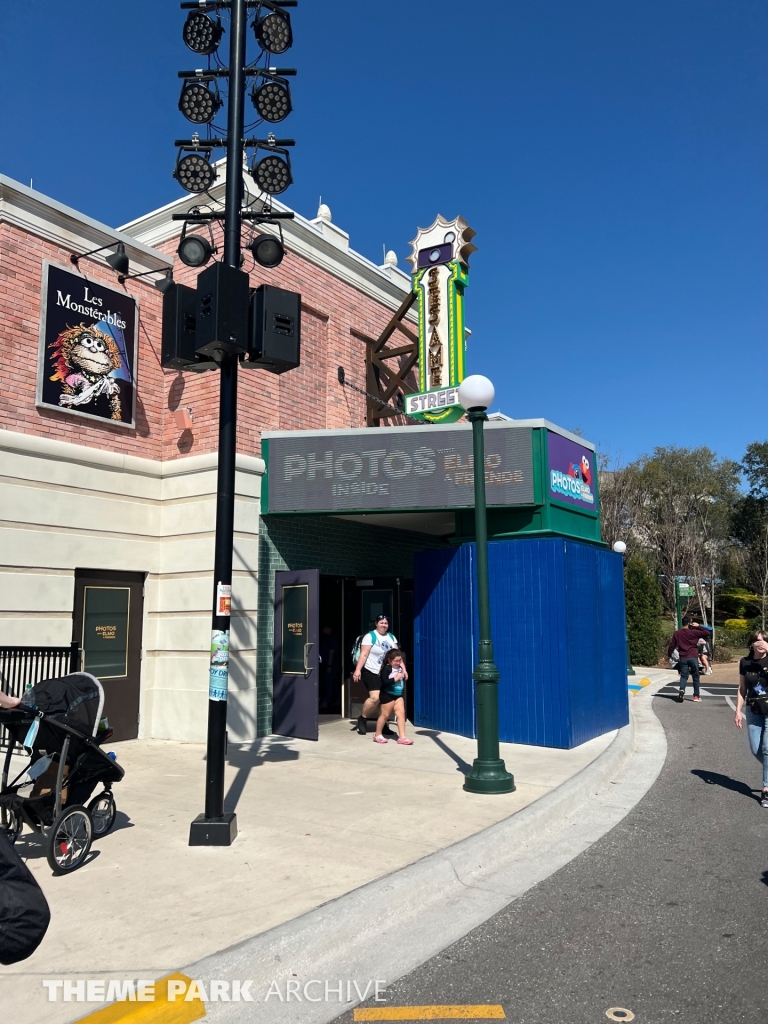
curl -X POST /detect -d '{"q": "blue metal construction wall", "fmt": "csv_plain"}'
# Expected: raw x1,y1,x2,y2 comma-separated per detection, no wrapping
414,538,629,749
413,545,475,737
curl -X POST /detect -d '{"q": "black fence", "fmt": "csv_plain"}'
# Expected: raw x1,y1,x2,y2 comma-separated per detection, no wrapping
0,643,80,751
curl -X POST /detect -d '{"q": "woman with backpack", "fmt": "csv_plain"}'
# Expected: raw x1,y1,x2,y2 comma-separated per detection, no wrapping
735,631,768,808
373,648,413,745
352,614,406,735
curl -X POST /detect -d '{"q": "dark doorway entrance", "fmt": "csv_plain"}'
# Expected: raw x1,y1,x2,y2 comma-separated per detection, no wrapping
273,569,320,740
72,569,144,742
319,576,343,714
343,576,414,718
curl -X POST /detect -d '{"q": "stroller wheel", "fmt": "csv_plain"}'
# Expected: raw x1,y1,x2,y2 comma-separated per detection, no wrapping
46,805,93,875
88,792,116,836
1,806,23,844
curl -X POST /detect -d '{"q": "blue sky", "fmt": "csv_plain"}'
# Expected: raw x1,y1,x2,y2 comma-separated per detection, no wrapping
1,1,765,466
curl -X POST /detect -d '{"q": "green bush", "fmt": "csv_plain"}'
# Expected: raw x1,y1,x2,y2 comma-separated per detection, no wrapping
715,627,749,649
724,618,749,630
624,556,664,666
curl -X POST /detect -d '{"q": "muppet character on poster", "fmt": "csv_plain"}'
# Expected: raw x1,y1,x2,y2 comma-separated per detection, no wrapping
37,264,138,427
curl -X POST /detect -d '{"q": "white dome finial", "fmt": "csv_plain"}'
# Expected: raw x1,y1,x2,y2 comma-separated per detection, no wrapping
317,203,332,222
384,250,398,267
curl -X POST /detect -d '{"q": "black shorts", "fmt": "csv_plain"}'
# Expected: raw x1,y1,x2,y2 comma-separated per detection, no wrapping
360,667,382,693
378,690,403,705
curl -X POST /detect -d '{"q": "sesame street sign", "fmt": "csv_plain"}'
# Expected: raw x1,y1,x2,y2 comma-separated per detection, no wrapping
406,215,476,424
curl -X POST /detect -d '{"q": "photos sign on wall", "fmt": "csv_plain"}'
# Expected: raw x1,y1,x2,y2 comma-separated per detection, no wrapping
36,262,138,428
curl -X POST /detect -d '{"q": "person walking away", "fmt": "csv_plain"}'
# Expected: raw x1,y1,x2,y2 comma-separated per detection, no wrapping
735,632,768,808
352,615,404,735
372,649,412,745
667,617,713,702
698,636,712,676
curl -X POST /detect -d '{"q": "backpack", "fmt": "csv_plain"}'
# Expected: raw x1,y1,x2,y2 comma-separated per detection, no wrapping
351,631,395,664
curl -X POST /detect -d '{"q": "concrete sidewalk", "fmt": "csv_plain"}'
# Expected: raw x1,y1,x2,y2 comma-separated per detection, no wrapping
2,715,616,1023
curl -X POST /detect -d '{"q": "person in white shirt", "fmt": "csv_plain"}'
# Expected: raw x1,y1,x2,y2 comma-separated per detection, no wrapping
352,615,407,735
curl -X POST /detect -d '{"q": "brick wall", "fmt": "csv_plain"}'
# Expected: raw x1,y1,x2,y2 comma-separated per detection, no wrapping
1,212,413,462
0,223,166,457
255,514,447,736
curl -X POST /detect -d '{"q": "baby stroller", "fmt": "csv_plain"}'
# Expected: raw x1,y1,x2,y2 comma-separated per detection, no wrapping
0,672,124,875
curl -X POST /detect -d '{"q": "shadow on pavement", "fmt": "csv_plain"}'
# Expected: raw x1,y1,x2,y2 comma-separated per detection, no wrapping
415,730,472,774
691,769,760,802
224,739,300,813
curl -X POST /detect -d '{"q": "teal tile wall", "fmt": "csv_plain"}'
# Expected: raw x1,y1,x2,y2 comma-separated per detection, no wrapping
255,515,447,737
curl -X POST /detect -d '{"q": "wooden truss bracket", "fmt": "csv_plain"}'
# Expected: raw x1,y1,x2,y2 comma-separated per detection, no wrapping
365,290,419,426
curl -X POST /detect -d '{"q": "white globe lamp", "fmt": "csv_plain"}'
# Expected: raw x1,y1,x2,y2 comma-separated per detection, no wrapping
458,374,495,412
613,541,627,554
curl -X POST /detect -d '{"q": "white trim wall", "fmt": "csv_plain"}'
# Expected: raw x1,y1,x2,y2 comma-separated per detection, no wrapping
0,429,265,742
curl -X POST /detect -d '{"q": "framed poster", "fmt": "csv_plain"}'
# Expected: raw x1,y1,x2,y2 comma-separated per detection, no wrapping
36,262,138,428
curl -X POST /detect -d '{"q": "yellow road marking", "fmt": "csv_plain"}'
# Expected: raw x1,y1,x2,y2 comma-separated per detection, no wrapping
72,973,205,1024
354,1007,505,1020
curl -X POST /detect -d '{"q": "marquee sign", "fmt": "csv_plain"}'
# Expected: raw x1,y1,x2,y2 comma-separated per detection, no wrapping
263,423,534,514
407,214,476,424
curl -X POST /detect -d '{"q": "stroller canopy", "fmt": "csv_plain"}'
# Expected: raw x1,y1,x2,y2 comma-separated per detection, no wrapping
21,673,104,740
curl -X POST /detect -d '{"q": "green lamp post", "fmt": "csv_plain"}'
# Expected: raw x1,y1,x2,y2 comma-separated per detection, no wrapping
457,375,515,795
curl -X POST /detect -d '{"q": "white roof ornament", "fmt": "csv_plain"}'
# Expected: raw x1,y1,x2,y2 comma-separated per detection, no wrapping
384,250,398,267
317,203,332,222
406,213,477,275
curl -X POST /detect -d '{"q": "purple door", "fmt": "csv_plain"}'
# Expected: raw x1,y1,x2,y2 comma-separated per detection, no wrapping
273,569,319,740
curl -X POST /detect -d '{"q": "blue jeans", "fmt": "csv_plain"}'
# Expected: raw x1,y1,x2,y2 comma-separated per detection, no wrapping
745,707,768,789
678,657,700,696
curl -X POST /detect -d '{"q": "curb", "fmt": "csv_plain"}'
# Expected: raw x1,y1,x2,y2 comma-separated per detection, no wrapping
177,678,669,1023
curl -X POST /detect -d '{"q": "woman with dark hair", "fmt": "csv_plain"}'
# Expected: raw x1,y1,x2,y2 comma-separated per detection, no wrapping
372,648,412,746
735,631,768,808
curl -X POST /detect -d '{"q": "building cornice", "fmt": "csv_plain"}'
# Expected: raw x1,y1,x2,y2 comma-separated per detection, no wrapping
0,175,172,275
118,159,417,320
0,428,265,478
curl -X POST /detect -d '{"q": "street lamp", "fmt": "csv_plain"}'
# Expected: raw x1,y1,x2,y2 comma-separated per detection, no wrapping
613,541,636,678
457,375,515,795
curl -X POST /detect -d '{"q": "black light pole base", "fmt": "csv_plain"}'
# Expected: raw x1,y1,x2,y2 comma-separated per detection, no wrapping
189,812,238,847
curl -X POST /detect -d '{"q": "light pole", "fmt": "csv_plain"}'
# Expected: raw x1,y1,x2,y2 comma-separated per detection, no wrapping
458,375,515,795
613,541,635,677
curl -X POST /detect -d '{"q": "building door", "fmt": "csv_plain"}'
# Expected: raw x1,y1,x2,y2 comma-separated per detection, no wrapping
72,569,144,742
273,569,319,740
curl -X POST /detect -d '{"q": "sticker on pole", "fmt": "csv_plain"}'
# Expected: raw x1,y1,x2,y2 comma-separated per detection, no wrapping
216,582,232,617
209,629,230,701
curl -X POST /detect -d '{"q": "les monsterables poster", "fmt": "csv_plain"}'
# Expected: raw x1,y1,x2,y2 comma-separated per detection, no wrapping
36,263,138,428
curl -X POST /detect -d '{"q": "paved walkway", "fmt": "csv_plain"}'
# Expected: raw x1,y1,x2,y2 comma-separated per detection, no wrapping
1,717,615,1024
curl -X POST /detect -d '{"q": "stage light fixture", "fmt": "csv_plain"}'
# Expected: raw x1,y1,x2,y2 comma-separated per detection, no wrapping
249,234,285,268
155,269,175,294
183,10,223,54
179,79,222,124
251,152,292,195
174,149,217,193
251,79,292,123
178,234,214,268
254,9,292,54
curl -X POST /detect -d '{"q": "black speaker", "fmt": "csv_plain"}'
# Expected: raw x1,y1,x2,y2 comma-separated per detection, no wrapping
195,262,250,359
161,283,198,369
242,284,301,374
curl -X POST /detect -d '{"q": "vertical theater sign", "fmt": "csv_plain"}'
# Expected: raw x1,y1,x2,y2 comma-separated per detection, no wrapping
404,214,476,424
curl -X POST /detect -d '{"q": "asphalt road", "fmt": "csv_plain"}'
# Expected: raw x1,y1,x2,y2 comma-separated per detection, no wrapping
335,687,768,1024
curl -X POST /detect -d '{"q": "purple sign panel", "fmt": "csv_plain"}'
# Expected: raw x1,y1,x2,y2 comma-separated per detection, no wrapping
547,431,598,513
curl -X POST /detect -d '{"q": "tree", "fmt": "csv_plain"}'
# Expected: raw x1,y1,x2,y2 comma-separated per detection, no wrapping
624,555,663,666
598,455,640,554
625,446,741,619
733,480,768,631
